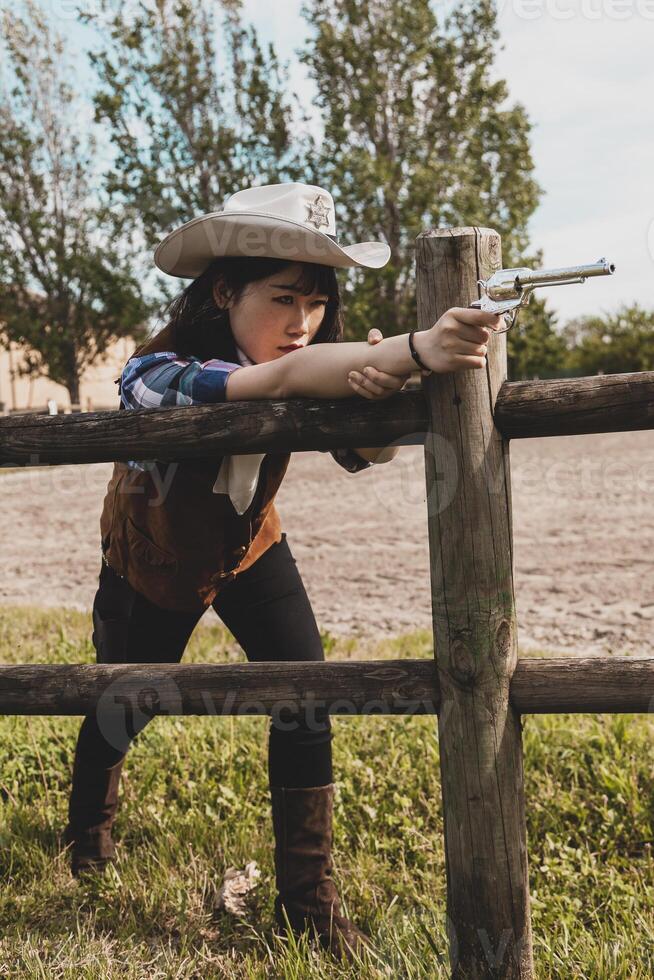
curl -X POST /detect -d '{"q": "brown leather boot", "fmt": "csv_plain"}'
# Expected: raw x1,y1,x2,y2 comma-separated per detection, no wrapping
63,752,125,877
270,783,372,963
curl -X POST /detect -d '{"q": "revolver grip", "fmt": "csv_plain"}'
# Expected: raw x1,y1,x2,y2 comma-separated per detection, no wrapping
469,299,514,333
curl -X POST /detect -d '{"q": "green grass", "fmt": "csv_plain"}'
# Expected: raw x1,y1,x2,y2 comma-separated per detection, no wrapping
1,606,654,977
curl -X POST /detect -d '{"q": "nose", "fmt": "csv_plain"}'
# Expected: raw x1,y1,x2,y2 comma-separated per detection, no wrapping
285,305,312,340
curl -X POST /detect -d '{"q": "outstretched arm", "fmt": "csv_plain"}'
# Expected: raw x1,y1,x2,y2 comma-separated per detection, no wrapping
225,308,501,403
225,330,424,402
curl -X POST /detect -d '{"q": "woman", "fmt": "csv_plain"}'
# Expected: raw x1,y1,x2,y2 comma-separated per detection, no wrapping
64,182,500,962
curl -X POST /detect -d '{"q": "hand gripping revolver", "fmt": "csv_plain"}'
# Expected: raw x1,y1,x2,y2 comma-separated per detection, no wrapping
470,258,616,332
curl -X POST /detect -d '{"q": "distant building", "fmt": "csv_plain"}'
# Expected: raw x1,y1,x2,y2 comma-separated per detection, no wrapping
0,337,137,413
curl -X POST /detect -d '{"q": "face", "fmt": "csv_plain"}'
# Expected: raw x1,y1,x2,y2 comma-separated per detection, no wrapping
213,263,329,364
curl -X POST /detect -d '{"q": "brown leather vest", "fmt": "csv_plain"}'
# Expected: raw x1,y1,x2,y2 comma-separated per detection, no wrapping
99,328,291,612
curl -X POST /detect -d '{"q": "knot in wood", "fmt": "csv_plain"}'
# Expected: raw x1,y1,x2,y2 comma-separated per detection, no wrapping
495,619,512,660
452,394,462,407
449,638,476,686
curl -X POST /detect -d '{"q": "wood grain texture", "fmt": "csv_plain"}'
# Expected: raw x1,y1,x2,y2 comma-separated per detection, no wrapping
1,375,652,467
416,227,534,978
495,372,654,438
0,660,438,716
0,394,429,465
2,656,654,715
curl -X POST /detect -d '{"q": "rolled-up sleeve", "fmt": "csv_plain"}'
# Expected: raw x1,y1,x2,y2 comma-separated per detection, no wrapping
119,351,242,471
121,351,241,409
121,353,373,473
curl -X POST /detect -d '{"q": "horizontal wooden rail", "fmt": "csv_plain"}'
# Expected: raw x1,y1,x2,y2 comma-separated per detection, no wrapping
2,656,654,715
495,370,654,438
1,371,652,466
0,393,428,465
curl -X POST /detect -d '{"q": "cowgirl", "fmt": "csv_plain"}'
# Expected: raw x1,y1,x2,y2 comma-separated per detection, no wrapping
64,183,501,962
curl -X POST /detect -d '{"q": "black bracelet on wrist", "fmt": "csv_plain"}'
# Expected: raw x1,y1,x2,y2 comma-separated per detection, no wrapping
408,331,432,375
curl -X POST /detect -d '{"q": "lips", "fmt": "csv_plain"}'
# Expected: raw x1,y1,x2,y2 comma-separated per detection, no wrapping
278,344,303,352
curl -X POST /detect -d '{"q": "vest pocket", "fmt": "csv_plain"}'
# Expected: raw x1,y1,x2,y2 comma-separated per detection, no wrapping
126,517,178,574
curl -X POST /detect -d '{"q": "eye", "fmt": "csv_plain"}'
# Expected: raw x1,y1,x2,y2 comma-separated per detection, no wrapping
274,296,328,307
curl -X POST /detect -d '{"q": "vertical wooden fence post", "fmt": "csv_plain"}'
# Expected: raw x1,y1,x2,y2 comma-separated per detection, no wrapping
415,227,533,978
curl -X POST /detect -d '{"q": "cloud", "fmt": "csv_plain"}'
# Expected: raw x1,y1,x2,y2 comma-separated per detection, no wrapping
491,4,654,317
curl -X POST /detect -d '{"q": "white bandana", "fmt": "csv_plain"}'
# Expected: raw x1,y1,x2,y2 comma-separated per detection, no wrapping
211,344,265,514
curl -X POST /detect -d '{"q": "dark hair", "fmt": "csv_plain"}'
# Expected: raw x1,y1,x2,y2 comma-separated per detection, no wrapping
133,256,343,361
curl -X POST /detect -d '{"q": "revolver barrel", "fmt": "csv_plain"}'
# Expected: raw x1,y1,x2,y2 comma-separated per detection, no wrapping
472,257,615,330
482,258,615,304
518,259,616,290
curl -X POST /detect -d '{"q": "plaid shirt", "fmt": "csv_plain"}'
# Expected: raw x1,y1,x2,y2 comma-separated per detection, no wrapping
119,351,372,474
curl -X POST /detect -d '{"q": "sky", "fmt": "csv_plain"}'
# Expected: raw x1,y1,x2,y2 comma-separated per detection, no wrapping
241,0,654,324
31,0,654,324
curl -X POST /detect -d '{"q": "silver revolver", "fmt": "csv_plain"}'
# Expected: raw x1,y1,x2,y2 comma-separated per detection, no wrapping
470,258,616,332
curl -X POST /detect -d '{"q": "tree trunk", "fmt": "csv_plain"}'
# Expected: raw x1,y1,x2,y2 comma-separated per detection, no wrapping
67,373,81,410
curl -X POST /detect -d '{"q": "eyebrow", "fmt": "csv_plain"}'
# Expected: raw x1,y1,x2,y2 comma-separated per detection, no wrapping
269,284,328,296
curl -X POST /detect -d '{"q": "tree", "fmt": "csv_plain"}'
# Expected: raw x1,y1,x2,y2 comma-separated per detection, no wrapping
299,0,546,342
561,304,654,376
81,0,305,269
0,0,150,406
504,296,567,380
496,246,568,380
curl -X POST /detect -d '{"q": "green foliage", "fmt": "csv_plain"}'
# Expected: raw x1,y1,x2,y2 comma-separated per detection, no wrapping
80,0,304,254
505,264,567,382
499,245,565,380
561,303,654,377
299,0,543,340
0,1,151,404
508,301,654,381
506,295,567,381
1,0,647,395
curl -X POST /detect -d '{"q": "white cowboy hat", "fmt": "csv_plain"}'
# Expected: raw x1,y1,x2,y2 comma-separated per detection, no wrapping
153,182,391,278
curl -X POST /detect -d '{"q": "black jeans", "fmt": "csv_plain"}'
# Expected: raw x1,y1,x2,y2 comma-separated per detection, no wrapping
75,532,333,788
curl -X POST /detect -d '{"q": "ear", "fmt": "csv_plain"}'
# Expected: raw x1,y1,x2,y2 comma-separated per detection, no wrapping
212,276,233,310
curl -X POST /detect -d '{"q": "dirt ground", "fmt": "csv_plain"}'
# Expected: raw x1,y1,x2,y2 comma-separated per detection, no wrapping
1,429,652,657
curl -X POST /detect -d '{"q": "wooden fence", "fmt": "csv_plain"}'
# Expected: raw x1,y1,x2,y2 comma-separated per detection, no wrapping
1,226,653,978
